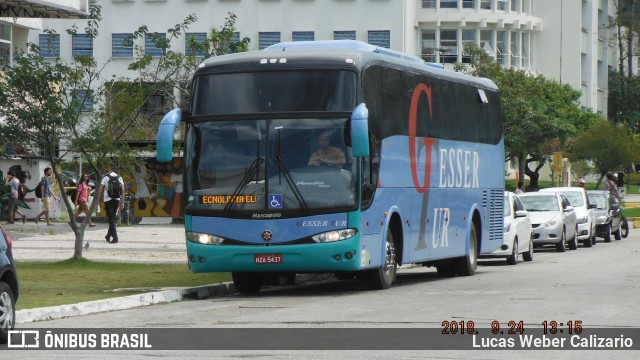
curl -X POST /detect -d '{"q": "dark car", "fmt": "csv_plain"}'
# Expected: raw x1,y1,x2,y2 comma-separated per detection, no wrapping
0,224,18,343
586,190,623,243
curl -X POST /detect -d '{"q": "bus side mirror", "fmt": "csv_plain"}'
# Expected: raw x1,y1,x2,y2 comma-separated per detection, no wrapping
157,108,183,162
350,103,370,157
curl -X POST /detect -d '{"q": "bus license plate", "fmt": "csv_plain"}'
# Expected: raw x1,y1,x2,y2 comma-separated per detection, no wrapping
254,254,283,264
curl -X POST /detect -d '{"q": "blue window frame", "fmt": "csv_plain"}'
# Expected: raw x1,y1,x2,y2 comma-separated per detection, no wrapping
185,32,207,57
72,34,93,57
112,33,133,57
145,33,166,57
259,32,280,50
39,33,60,58
368,30,390,48
334,31,356,41
292,31,314,42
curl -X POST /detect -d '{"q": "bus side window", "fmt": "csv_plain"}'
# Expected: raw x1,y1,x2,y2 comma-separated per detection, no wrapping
362,138,380,207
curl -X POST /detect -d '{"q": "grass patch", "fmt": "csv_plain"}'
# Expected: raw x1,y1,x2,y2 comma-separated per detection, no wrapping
14,259,231,310
622,206,640,218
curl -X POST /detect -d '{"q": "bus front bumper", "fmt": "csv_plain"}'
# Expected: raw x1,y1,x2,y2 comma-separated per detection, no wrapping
186,237,363,273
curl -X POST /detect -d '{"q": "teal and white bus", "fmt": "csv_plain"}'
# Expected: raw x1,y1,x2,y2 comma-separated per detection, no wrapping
157,40,504,293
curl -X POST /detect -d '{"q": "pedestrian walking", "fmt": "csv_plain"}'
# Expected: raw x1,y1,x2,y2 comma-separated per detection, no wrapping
98,164,124,243
74,173,96,227
4,170,26,224
33,167,57,225
515,181,525,194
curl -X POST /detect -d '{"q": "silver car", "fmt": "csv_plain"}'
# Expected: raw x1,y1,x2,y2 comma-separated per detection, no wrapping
518,192,578,252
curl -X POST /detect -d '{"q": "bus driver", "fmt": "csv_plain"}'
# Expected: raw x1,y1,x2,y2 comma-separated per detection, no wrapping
307,130,346,169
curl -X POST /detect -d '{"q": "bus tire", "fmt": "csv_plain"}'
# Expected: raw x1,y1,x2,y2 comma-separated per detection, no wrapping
231,272,262,294
365,228,397,290
455,225,478,276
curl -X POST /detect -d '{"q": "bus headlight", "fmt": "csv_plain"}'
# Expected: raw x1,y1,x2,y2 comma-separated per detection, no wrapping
312,229,357,243
186,232,225,245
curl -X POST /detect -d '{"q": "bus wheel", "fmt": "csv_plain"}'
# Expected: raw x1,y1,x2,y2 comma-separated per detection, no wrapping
232,272,262,294
455,225,478,276
365,229,397,290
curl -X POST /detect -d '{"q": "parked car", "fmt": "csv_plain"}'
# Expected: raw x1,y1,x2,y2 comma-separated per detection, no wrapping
539,187,596,248
518,192,578,252
586,190,623,243
0,224,18,343
481,191,533,265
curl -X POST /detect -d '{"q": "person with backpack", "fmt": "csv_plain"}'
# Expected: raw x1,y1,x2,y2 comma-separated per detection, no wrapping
98,164,124,243
604,172,619,202
33,167,57,225
4,170,26,224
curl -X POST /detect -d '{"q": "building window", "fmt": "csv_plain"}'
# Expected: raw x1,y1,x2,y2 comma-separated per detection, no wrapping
259,32,280,50
292,31,314,42
74,90,93,112
511,0,519,12
510,31,520,67
422,0,436,9
481,30,494,57
112,33,134,57
522,32,530,68
496,31,509,65
39,33,60,58
334,31,356,41
462,0,475,9
497,0,507,11
368,30,390,48
440,0,457,8
185,32,207,57
440,29,458,64
145,33,166,57
421,29,437,63
480,0,491,10
461,29,477,63
72,34,93,57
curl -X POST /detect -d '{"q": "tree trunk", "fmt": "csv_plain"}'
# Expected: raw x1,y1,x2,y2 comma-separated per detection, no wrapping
618,21,627,114
524,158,543,191
518,150,527,187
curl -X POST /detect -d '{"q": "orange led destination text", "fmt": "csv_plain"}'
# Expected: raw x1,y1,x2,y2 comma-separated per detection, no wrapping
200,195,258,204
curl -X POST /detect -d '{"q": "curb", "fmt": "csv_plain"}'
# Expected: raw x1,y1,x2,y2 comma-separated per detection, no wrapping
16,282,236,324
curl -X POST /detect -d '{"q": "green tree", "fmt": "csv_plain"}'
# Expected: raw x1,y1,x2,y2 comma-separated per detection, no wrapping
456,43,599,188
569,121,639,188
0,8,250,259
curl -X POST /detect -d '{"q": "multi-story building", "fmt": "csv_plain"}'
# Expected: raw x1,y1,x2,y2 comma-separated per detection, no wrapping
28,0,615,115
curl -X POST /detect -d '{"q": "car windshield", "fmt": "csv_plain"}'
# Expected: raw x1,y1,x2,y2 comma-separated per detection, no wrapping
588,193,607,209
559,191,584,207
519,195,559,212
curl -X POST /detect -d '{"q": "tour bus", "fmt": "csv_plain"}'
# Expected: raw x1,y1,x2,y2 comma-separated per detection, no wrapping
157,40,504,293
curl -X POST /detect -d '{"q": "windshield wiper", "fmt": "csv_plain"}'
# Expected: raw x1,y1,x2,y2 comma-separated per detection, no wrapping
224,156,263,214
273,126,309,212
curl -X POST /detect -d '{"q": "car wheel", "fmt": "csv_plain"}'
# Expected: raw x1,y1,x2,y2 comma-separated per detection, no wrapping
556,228,566,252
0,281,16,344
231,272,262,294
621,216,629,239
454,225,478,276
604,223,612,243
365,228,397,290
523,239,534,262
584,231,594,248
568,227,578,250
507,238,518,265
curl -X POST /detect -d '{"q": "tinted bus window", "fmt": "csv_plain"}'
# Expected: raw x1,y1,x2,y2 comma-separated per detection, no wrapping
192,70,356,115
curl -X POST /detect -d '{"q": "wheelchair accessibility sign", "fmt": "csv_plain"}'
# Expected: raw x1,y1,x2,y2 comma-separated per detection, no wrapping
268,194,283,209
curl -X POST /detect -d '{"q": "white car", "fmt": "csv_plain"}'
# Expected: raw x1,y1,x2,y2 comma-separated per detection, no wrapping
481,191,533,265
539,187,596,248
518,192,578,252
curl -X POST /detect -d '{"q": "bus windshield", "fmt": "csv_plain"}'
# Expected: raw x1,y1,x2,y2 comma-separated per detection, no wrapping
185,118,356,214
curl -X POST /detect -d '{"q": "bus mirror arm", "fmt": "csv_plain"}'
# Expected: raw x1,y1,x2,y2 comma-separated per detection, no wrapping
350,103,370,157
157,108,183,162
